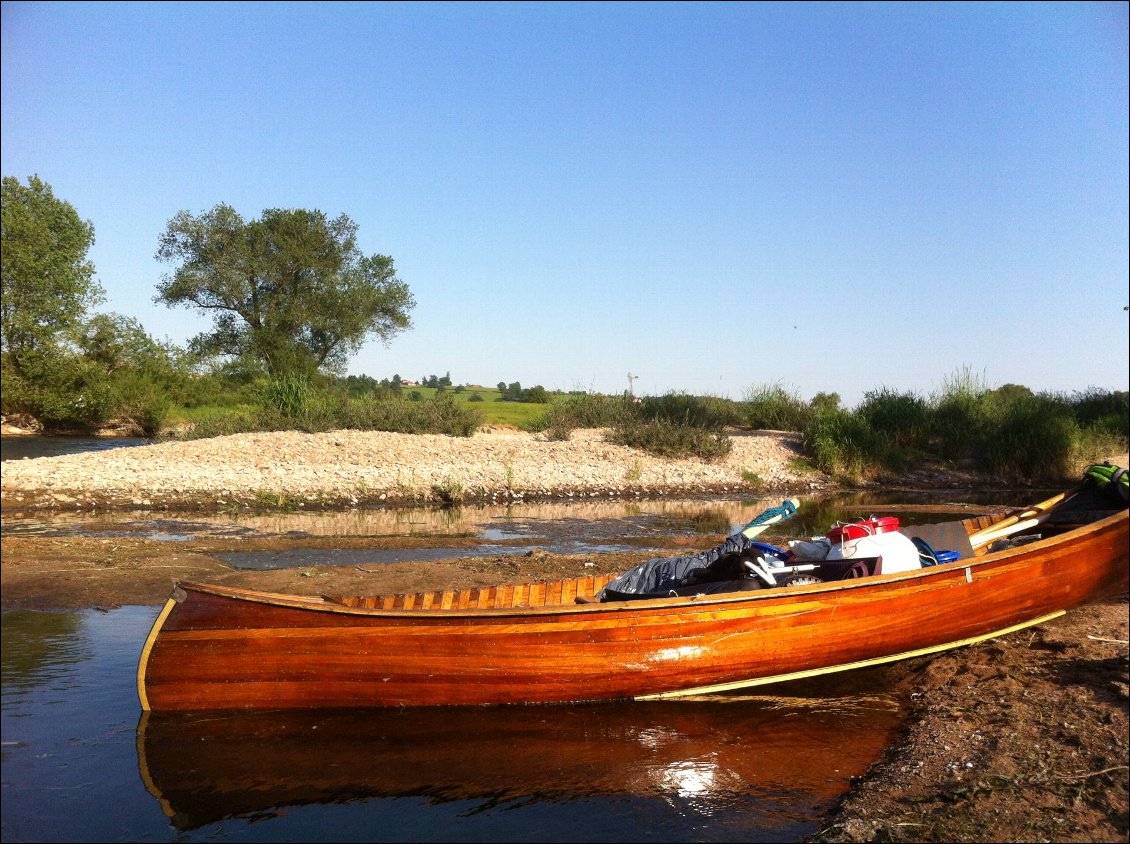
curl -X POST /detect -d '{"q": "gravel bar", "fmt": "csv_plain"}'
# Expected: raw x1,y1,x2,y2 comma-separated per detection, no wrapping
1,428,828,511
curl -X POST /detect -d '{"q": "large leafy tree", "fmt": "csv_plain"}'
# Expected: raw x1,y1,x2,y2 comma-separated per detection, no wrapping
1,175,102,374
155,204,415,378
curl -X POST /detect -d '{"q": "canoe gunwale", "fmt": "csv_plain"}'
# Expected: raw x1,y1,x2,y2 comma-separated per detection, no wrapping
170,509,1128,619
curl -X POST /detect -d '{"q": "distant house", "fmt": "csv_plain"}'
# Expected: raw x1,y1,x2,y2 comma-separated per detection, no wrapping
400,380,419,387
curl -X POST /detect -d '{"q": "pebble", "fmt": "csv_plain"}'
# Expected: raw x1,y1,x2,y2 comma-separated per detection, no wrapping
1,427,822,510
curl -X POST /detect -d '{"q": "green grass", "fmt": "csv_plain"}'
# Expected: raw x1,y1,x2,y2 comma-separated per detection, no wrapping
163,403,257,428
406,386,552,428
161,386,548,437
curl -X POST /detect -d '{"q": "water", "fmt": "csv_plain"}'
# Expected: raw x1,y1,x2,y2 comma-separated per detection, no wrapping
0,435,150,461
1,607,905,842
1,490,1028,563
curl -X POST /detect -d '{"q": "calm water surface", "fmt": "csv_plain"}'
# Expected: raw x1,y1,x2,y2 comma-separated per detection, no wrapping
1,607,906,843
1,435,151,461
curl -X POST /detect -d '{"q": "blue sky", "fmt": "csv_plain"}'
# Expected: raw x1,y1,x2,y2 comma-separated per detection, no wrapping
2,1,1127,406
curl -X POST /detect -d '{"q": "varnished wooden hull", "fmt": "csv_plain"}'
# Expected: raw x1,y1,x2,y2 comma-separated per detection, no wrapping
138,507,1128,710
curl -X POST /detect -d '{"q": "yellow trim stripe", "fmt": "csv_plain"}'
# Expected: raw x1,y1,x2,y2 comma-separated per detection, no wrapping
136,599,177,712
134,711,175,819
635,610,1066,700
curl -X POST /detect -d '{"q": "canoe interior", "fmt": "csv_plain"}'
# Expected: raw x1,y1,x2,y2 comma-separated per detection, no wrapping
323,572,622,611
317,506,1106,612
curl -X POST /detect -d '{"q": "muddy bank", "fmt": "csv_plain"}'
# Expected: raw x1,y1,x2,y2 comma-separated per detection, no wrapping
810,595,1129,844
0,532,663,612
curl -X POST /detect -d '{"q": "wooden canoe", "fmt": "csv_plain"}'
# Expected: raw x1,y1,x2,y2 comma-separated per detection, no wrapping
137,489,1128,711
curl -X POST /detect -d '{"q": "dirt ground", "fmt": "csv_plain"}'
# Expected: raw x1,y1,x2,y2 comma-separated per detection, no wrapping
810,596,1128,843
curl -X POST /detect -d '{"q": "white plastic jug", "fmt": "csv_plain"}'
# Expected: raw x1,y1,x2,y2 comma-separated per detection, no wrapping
826,531,921,574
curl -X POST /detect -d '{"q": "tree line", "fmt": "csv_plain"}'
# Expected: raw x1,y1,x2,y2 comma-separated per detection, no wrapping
1,175,417,432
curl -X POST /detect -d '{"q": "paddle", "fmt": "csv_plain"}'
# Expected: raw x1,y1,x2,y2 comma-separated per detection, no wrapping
968,490,1072,550
969,517,1043,549
739,498,800,540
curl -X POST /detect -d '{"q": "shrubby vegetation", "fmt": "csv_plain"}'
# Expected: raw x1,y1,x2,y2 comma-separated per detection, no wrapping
496,381,550,403
800,374,1128,484
516,378,1129,476
2,177,1124,482
177,378,483,439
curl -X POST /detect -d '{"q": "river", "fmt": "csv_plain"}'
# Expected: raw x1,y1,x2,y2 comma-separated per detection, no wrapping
0,434,151,461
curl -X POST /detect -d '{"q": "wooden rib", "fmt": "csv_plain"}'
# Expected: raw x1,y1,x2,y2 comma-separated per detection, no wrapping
320,574,628,614
577,575,594,599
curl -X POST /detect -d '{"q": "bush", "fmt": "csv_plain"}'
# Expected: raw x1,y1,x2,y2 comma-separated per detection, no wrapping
638,392,742,429
802,409,879,479
528,393,634,439
260,376,311,417
107,370,171,437
1068,388,1128,438
3,351,115,430
610,419,733,461
856,388,930,450
979,394,1076,483
743,383,815,431
931,389,987,463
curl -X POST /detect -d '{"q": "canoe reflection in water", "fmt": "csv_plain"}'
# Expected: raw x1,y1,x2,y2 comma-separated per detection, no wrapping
137,694,902,832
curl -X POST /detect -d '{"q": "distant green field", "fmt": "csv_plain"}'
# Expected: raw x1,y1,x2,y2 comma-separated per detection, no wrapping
163,388,554,432
163,403,257,428
404,386,551,428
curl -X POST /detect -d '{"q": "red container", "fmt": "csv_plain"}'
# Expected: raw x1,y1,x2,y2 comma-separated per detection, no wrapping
870,516,900,534
826,516,901,543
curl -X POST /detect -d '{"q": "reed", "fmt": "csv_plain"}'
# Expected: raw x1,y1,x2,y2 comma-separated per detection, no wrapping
742,383,815,431
801,409,878,480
